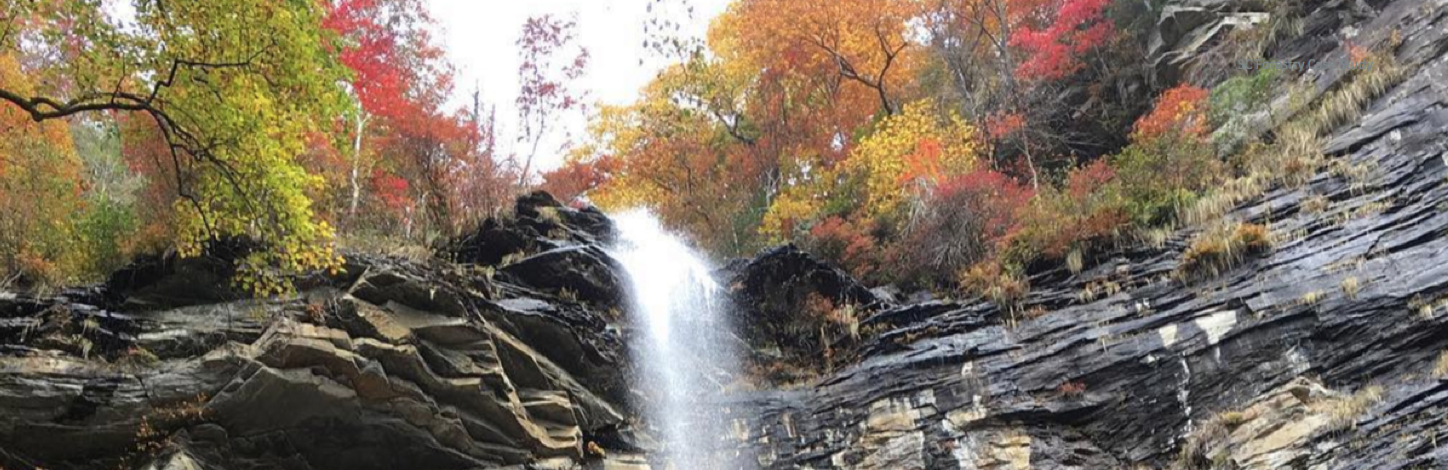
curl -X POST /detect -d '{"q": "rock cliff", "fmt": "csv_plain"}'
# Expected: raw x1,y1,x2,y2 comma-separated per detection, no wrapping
1,194,645,470
718,0,1448,468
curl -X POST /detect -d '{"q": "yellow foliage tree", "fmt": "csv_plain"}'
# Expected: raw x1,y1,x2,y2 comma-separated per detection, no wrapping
761,100,983,240
846,100,982,217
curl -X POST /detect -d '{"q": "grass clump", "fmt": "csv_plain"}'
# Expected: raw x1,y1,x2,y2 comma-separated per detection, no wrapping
1178,222,1274,278
960,263,1029,315
1433,350,1448,378
1340,276,1361,300
1301,194,1330,214
1300,290,1326,306
1314,385,1384,432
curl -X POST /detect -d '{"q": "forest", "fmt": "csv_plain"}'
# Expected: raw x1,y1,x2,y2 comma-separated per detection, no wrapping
0,0,1375,302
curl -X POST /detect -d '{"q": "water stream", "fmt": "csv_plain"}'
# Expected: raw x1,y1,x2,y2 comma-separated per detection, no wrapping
609,210,749,469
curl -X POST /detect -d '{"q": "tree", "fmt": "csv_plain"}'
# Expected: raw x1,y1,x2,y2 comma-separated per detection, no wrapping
841,100,982,219
1007,0,1115,81
323,0,450,223
717,0,925,115
515,14,589,185
0,53,87,285
0,0,350,294
924,0,1130,188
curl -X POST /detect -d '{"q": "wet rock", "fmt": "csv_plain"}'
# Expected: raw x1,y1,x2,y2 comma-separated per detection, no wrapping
501,246,625,307
725,245,885,372
447,191,616,267
1,221,635,469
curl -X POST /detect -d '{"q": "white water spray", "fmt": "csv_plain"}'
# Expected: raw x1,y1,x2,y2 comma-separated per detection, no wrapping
609,210,750,469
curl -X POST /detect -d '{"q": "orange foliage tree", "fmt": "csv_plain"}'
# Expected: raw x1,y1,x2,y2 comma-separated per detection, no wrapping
0,54,87,284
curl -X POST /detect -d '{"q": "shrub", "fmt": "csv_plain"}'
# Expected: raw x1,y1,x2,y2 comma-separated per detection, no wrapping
959,262,1029,313
77,196,140,277
802,292,862,366
892,170,1032,287
1210,67,1280,154
1209,67,1279,128
804,216,882,281
1112,136,1223,227
1134,85,1210,141
1006,159,1129,269
1112,85,1225,227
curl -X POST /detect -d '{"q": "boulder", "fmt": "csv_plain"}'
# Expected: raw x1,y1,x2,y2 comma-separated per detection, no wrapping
0,249,634,469
725,245,885,377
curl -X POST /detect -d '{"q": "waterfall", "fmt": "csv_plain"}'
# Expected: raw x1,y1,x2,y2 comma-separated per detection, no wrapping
609,210,750,469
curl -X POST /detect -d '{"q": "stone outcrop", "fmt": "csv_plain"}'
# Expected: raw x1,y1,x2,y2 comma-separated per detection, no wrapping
0,192,642,470
714,0,1448,468
723,245,883,375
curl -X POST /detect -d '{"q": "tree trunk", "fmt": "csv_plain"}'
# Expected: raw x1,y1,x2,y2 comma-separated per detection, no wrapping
348,112,371,221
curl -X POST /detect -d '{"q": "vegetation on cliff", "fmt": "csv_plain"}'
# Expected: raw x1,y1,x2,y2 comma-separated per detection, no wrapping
0,0,1409,309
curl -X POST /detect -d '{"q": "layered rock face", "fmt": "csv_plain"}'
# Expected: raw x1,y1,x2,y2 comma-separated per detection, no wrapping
719,0,1448,468
0,194,644,470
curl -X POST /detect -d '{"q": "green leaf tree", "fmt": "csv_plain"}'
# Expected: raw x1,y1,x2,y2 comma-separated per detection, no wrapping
0,0,349,294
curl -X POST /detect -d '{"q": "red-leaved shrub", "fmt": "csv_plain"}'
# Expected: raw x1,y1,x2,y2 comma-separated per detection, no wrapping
1133,85,1210,140
806,216,883,281
892,169,1033,287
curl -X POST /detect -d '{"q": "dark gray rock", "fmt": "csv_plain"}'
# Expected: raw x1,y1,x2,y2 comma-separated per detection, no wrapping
709,1,1448,468
725,245,885,374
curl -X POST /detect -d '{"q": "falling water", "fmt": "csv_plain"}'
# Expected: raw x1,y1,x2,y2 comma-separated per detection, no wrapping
609,210,749,469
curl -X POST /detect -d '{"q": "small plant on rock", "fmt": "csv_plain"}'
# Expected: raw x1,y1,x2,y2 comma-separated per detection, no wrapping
1314,385,1384,432
1178,222,1274,279
1432,350,1448,378
959,263,1029,316
1058,381,1087,397
1340,277,1361,300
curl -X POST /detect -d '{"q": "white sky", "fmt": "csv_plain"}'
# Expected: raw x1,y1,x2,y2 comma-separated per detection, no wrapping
429,0,731,172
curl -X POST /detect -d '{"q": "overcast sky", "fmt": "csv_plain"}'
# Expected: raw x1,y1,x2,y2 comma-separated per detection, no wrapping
429,0,730,172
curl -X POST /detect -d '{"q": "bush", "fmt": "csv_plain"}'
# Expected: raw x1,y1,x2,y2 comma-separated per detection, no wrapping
1118,85,1222,228
1210,67,1280,154
1134,85,1209,141
1006,160,1129,267
959,262,1029,312
891,169,1032,288
804,216,883,281
77,196,140,277
1112,134,1223,227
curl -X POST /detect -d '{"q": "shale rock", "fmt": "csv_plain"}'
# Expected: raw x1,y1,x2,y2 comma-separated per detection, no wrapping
725,244,885,375
711,0,1448,468
0,195,636,470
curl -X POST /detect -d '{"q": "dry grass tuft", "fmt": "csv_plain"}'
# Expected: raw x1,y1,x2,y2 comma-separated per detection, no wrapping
1340,277,1361,300
960,263,1029,315
1314,385,1384,432
1066,248,1085,275
1433,350,1448,378
1301,194,1330,214
1300,290,1326,307
1178,222,1274,279
1181,174,1269,227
